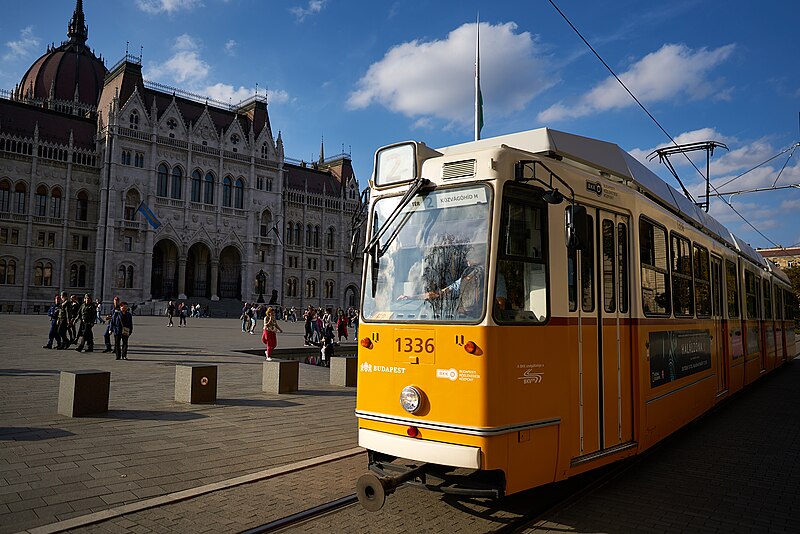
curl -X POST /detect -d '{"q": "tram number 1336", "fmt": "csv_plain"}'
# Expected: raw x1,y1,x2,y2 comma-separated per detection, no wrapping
395,337,434,353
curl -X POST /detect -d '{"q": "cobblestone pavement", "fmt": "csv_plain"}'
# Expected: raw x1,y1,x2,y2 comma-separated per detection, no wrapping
1,314,798,533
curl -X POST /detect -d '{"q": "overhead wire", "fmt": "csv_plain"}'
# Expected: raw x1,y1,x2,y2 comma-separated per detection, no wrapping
547,0,787,249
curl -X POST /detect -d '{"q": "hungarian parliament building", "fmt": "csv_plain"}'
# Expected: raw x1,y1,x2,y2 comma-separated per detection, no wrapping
0,2,364,313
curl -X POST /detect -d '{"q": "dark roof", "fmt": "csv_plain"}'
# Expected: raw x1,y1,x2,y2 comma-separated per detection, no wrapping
0,97,96,150
285,163,343,197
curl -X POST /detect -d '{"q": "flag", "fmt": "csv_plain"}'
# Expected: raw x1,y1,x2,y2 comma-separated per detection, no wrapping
270,225,284,245
475,16,483,141
137,201,161,229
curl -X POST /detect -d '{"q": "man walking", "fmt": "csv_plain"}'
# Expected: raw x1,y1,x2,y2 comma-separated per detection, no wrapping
43,294,62,349
56,291,73,350
111,301,134,360
102,296,121,353
75,294,96,352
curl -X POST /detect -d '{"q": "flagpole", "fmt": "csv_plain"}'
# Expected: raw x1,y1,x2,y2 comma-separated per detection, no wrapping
474,14,481,141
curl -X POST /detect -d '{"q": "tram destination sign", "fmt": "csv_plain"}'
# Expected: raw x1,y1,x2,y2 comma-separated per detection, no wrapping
649,329,712,388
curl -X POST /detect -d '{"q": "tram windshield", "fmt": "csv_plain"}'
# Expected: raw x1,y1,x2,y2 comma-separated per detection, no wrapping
363,184,492,323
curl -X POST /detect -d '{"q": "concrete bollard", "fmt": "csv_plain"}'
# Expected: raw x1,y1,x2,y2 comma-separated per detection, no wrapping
58,370,110,417
175,364,217,403
262,360,299,394
330,356,358,387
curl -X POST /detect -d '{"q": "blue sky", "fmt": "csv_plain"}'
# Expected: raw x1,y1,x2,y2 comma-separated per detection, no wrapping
2,0,798,250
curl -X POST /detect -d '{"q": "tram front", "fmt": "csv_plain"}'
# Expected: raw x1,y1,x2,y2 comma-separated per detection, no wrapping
355,138,566,510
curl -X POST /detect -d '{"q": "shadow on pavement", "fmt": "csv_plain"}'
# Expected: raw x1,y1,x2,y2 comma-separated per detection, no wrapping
0,427,75,441
0,368,61,377
293,389,356,397
96,410,209,421
215,398,302,408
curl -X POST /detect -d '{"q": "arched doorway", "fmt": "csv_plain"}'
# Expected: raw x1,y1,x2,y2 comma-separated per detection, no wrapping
186,242,212,299
151,239,179,299
344,285,359,308
218,245,242,300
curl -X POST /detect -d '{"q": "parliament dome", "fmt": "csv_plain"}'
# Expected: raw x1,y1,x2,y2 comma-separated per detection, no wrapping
15,0,106,111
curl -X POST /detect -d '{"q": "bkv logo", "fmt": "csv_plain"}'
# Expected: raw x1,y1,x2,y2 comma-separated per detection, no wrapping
518,369,544,384
586,181,603,196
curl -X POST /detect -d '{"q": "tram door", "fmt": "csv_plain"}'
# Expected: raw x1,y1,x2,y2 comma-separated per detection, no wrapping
576,208,634,457
711,255,728,395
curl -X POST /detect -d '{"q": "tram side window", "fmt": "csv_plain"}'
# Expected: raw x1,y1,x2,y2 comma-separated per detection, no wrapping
671,233,694,317
775,286,783,321
602,220,615,313
494,190,548,323
745,270,759,319
618,222,629,313
693,244,711,318
763,279,772,320
581,214,595,312
725,260,740,318
639,218,670,316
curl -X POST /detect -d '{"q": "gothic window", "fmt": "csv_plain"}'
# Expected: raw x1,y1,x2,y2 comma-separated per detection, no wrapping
314,226,320,248
286,277,298,297
260,210,272,237
0,259,16,284
171,166,183,199
126,266,134,288
117,265,126,288
191,170,202,202
230,133,240,145
222,176,233,207
305,278,317,298
124,189,140,221
325,279,334,299
135,152,145,168
306,225,312,247
120,150,131,165
266,178,273,192
286,222,294,245
69,263,87,288
261,144,269,159
234,178,244,209
14,183,27,214
167,118,178,130
326,227,335,250
76,191,88,221
129,110,139,130
0,180,10,212
204,172,215,204
35,185,48,216
50,187,62,218
157,163,169,197
294,223,301,246
33,261,53,286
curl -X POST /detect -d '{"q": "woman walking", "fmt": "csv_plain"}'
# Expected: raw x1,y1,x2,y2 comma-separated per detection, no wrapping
262,307,283,360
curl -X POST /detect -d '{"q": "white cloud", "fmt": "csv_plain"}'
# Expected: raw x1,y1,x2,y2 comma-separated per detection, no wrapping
145,34,209,85
538,43,735,122
348,22,555,130
136,0,202,14
204,84,290,106
290,0,327,22
224,40,237,56
3,26,39,61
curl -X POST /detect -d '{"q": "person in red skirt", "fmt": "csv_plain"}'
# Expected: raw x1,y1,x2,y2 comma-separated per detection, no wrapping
262,307,283,360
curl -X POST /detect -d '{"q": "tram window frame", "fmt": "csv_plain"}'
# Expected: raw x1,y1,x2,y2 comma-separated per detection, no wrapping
670,232,694,317
725,259,740,318
639,216,670,317
581,213,595,313
744,269,759,320
602,219,615,313
493,183,550,325
775,285,783,321
618,222,629,313
693,243,711,318
763,279,772,320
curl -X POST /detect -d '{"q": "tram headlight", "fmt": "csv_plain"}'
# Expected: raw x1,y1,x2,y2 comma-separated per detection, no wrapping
400,385,424,414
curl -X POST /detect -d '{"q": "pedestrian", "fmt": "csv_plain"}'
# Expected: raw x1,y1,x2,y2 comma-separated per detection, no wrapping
102,296,121,353
66,294,81,346
95,298,104,324
178,301,187,327
55,291,72,349
262,307,283,360
166,300,175,327
111,301,134,360
241,302,250,332
75,294,96,352
337,309,348,342
43,294,62,349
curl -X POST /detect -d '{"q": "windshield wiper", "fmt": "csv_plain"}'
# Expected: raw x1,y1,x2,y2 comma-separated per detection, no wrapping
363,177,434,257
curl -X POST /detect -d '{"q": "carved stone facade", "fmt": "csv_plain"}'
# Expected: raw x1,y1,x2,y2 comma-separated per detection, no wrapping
0,2,362,313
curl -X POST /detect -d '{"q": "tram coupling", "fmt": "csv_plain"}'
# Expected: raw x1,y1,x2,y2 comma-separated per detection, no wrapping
356,462,428,511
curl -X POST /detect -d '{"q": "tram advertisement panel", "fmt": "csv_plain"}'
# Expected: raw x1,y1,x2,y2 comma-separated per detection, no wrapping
649,330,712,388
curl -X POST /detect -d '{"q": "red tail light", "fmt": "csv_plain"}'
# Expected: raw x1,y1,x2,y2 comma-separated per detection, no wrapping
407,426,420,438
464,341,478,354
361,338,373,349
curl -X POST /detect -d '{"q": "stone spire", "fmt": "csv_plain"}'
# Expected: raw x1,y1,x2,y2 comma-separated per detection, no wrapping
67,0,88,46
319,136,324,163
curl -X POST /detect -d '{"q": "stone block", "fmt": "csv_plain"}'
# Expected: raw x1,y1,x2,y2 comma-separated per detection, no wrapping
330,356,358,387
175,365,217,404
262,359,299,394
58,370,110,417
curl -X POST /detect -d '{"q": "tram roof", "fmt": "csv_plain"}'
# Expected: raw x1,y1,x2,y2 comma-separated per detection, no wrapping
437,127,772,268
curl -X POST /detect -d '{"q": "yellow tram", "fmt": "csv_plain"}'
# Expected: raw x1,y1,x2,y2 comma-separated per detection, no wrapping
354,128,797,510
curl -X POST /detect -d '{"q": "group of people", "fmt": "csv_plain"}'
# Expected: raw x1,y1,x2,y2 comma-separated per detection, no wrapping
44,293,133,360
303,306,357,347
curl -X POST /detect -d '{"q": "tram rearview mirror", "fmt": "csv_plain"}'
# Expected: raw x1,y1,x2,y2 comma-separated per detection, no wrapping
566,204,588,251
